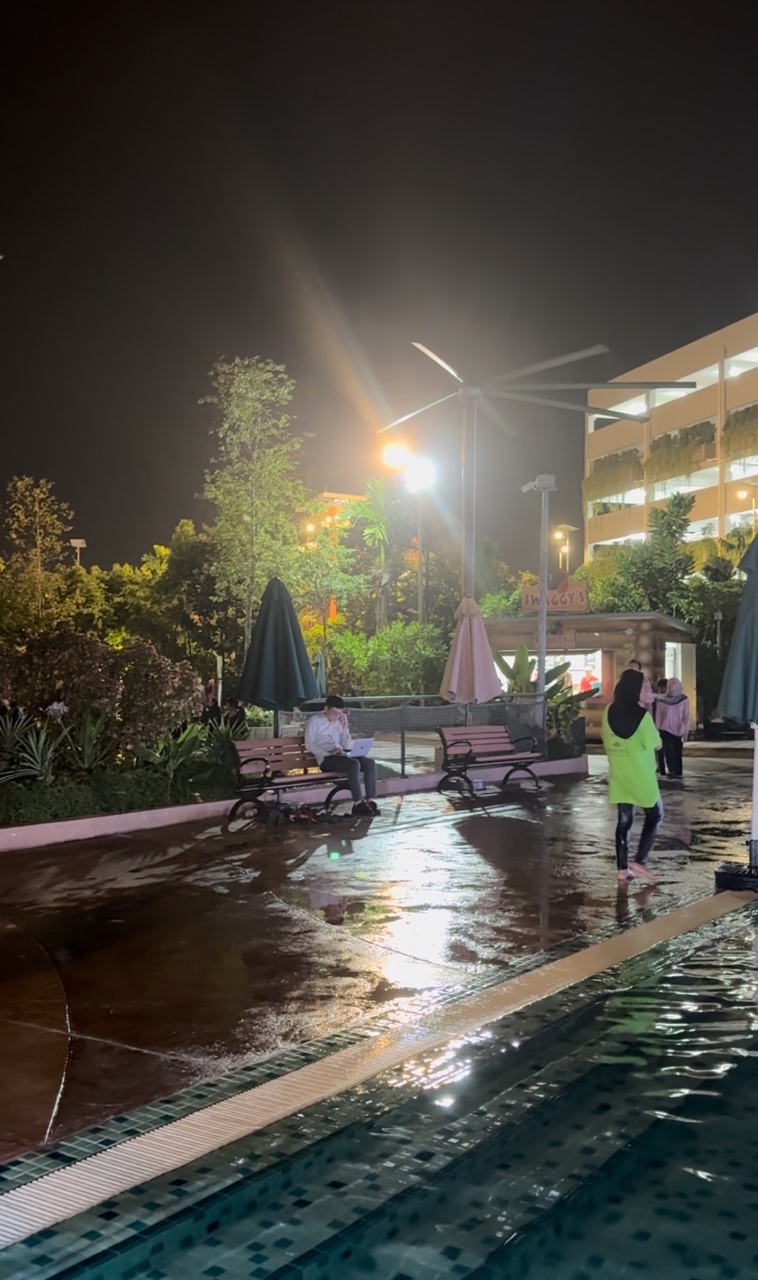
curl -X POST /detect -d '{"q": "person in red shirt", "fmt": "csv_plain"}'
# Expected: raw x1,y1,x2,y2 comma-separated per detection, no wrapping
580,668,599,693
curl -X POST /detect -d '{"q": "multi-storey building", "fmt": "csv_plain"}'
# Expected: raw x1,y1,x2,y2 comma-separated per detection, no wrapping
585,312,758,557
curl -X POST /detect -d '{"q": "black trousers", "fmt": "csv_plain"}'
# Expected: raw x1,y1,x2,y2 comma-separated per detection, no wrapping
615,801,663,870
660,731,683,778
321,754,377,801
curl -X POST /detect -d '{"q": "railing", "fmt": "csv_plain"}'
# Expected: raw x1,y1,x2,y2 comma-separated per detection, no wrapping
278,696,547,780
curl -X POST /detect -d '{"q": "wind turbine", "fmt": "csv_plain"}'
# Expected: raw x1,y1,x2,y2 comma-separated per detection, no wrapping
381,343,695,597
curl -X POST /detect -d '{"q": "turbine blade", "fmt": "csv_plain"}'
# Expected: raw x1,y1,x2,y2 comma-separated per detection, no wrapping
489,344,609,385
485,380,697,392
379,392,458,433
489,389,648,422
478,396,518,439
412,342,464,383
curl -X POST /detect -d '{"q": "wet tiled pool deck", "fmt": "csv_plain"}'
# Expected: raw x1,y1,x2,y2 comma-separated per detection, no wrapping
0,755,756,1275
0,756,751,1163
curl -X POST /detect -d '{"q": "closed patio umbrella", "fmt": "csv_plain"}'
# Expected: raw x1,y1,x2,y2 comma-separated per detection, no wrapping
715,537,758,889
440,596,503,705
313,650,327,698
239,578,319,735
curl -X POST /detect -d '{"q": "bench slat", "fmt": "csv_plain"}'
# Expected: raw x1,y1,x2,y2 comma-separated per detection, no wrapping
230,733,355,818
437,721,541,794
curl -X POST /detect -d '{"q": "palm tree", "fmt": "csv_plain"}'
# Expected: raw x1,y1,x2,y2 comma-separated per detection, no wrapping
693,525,750,576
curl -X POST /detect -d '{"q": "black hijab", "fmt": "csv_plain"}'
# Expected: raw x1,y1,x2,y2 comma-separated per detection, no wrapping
607,669,646,739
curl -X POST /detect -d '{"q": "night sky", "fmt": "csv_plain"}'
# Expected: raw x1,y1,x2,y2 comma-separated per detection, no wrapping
3,3,757,572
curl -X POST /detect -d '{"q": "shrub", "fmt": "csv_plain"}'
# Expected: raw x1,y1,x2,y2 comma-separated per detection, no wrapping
582,449,643,503
1,632,122,720
644,420,716,483
0,760,235,828
116,638,203,751
722,403,758,460
362,622,447,695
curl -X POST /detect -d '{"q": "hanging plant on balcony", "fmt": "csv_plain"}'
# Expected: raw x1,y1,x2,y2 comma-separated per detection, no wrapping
644,420,716,483
722,404,758,461
582,449,643,503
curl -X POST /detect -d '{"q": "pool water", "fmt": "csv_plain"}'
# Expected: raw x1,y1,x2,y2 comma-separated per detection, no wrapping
9,909,758,1279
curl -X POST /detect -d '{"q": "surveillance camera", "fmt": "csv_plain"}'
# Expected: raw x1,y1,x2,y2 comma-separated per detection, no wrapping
521,481,535,494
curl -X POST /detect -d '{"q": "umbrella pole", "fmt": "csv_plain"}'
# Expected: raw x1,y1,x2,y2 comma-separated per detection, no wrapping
273,709,280,737
715,721,758,890
751,722,758,867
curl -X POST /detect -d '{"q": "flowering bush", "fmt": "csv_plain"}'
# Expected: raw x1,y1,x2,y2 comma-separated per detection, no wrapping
116,638,203,751
0,631,203,755
1,632,122,720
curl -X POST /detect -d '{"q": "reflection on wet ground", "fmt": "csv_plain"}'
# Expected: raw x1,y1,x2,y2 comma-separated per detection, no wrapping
0,757,750,1159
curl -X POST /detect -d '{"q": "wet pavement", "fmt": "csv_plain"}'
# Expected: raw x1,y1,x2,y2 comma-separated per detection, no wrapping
0,756,753,1161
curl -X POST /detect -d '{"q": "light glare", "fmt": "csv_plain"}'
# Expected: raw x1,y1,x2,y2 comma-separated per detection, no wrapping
383,442,411,468
404,456,436,494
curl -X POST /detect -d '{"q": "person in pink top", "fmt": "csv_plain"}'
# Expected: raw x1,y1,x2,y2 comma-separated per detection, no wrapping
655,678,690,780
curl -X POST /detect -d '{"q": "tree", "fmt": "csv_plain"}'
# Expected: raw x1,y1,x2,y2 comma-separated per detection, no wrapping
154,521,245,677
331,620,447,695
65,564,110,636
576,493,696,618
0,476,74,637
202,357,308,648
105,545,173,651
344,478,395,629
294,520,365,661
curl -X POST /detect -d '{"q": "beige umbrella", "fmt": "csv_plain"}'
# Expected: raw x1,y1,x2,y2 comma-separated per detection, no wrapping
440,596,503,704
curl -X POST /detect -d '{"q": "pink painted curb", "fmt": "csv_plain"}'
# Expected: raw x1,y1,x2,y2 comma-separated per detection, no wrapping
0,756,588,853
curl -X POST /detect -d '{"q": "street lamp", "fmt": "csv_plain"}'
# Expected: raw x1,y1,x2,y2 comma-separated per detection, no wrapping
553,524,579,575
382,443,436,623
522,475,557,698
69,537,87,566
736,484,758,534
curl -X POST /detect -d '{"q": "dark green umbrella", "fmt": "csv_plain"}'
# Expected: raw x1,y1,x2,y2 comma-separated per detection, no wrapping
716,537,758,885
239,578,318,734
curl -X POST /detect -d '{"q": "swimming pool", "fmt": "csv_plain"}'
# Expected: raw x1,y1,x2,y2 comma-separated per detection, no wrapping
4,903,758,1279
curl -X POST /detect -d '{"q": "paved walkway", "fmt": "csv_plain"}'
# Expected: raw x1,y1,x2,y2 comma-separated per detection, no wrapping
0,756,752,1160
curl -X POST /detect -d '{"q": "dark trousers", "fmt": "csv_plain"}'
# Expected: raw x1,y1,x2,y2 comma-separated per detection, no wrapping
660,731,683,778
615,801,663,870
321,754,377,802
657,746,666,776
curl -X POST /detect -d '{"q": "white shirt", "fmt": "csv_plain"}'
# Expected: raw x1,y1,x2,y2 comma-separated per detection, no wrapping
303,712,353,765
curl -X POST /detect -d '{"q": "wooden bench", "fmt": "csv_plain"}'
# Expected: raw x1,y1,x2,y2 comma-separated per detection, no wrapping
229,736,353,820
437,723,542,795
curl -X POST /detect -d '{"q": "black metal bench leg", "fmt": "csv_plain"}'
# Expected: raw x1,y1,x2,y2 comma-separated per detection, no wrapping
438,771,475,796
501,765,541,789
229,795,262,821
324,783,353,809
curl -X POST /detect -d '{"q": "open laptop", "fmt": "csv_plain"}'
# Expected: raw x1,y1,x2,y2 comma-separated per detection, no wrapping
350,737,374,758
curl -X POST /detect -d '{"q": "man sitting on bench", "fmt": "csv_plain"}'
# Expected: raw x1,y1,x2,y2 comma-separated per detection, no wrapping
304,695,379,817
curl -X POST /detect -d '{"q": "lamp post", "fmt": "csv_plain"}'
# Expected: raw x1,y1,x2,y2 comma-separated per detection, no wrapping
69,537,87,566
382,444,436,623
736,484,758,534
522,475,557,697
714,609,723,661
553,524,580,575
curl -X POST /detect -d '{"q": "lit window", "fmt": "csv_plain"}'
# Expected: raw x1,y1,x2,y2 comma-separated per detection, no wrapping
727,346,758,378
729,458,758,482
606,395,647,417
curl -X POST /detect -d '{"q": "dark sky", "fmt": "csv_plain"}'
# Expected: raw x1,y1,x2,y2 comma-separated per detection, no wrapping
3,3,757,572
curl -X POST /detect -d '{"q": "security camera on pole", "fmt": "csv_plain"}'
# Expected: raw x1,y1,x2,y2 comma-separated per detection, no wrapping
522,475,557,704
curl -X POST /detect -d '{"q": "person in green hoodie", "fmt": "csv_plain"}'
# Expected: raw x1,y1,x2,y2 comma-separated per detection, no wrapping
601,668,663,883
